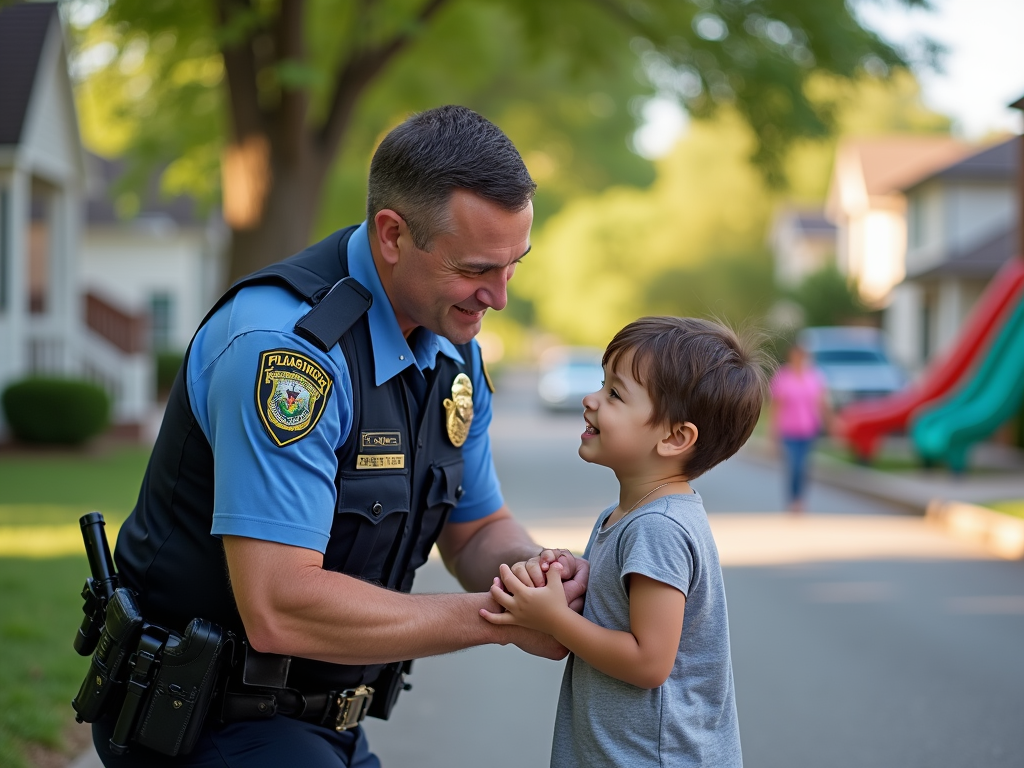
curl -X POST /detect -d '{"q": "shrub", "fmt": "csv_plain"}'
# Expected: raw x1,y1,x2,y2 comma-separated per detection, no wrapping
155,350,184,398
1,377,110,445
787,265,875,328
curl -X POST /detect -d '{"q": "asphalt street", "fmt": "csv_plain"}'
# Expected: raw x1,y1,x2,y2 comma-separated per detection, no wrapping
71,368,1024,768
364,369,1024,768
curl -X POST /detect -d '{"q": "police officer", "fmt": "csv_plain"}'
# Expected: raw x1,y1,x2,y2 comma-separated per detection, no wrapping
93,105,588,767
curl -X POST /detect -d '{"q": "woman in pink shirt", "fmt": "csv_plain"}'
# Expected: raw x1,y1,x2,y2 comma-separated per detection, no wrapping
769,342,830,513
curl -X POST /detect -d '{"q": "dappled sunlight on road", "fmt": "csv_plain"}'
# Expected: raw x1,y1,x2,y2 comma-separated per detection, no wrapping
522,513,998,566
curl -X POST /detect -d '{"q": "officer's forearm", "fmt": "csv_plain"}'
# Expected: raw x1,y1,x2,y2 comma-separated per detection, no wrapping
225,535,519,664
438,510,542,593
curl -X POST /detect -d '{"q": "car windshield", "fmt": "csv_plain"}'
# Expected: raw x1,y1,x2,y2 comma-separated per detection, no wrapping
813,350,887,365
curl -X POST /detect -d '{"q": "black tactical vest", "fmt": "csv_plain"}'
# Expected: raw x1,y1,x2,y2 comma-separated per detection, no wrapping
114,226,471,692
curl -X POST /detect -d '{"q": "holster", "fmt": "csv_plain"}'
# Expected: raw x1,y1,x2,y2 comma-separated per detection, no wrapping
366,659,412,720
131,619,233,756
72,588,144,723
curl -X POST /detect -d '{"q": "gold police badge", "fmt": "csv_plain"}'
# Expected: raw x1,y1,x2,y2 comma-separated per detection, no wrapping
443,373,473,447
255,349,333,447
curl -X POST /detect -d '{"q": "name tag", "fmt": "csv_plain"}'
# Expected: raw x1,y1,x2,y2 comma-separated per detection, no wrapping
361,431,401,449
356,454,405,470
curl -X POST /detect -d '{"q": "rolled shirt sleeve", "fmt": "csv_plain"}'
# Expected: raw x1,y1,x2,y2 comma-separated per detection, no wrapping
189,327,352,554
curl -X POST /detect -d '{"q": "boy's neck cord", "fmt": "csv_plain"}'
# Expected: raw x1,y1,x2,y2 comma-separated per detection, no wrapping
625,483,674,515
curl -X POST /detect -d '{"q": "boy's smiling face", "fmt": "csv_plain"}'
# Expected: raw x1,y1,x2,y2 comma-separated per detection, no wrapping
579,351,667,474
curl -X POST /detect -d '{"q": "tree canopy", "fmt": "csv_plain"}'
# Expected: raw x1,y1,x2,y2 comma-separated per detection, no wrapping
508,73,950,349
68,0,924,280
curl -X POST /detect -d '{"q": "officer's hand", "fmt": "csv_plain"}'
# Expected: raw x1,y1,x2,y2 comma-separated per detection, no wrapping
481,591,568,660
560,556,589,614
504,620,569,660
511,627,569,661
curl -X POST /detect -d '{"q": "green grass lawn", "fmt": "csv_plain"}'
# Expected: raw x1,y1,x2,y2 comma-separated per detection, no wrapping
0,445,150,768
815,442,925,472
985,499,1024,519
813,440,1008,476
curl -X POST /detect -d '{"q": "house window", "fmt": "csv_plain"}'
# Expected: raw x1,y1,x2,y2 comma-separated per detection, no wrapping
28,181,53,315
908,194,923,250
0,187,9,313
150,292,175,351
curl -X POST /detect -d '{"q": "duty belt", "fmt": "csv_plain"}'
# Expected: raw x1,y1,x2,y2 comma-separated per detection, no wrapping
220,685,374,731
304,686,375,731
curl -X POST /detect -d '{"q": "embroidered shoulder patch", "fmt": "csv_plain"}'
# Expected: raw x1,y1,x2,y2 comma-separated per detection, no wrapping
255,349,333,447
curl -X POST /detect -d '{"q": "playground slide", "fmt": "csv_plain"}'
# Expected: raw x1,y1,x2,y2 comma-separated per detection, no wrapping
911,290,1024,472
834,257,1024,460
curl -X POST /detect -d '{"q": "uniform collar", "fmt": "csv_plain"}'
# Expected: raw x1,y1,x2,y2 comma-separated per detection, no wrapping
347,221,463,386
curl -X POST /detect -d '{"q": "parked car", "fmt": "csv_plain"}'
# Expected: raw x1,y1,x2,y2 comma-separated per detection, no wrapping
798,326,907,408
537,346,604,411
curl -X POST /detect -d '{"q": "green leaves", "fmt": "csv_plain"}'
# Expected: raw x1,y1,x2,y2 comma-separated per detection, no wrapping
786,264,873,328
73,0,920,216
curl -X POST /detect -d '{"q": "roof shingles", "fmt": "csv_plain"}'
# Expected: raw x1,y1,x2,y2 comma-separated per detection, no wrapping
0,2,58,147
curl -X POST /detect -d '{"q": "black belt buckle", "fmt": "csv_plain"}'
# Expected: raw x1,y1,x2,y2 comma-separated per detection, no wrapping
329,685,374,731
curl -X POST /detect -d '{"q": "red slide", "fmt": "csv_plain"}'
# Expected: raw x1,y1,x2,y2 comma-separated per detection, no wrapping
834,257,1024,461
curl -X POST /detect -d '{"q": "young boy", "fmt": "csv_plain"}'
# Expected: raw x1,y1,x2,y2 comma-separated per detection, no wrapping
481,316,767,767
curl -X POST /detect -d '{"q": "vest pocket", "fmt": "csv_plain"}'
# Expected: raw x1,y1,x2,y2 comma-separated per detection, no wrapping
426,459,465,510
329,472,411,583
338,471,411,521
410,459,465,572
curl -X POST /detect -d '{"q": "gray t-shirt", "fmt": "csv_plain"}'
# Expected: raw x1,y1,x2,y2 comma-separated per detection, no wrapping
551,491,742,767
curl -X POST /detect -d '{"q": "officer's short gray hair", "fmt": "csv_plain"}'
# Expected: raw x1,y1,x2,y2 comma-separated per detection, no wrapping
366,105,536,250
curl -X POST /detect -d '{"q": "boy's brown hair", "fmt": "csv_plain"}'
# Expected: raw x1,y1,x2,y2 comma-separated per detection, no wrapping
604,316,770,479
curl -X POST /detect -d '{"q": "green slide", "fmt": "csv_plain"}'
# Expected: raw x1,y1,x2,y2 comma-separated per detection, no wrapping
911,293,1024,472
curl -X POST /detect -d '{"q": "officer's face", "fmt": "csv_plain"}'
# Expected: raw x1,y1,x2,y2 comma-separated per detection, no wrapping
381,190,533,345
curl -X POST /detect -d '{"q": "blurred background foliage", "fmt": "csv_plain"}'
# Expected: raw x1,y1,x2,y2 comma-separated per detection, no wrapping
510,73,949,349
65,0,950,356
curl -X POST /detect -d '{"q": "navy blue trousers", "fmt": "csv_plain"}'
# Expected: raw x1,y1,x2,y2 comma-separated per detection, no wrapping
781,437,814,504
92,711,381,768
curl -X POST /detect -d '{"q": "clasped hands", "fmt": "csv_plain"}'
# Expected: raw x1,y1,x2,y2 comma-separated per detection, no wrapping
479,549,588,637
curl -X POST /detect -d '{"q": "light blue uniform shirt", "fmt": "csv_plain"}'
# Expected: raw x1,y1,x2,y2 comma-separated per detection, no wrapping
187,222,503,553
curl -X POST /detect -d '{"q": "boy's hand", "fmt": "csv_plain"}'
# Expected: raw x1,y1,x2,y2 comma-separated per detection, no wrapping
480,562,570,634
480,590,567,659
508,549,589,614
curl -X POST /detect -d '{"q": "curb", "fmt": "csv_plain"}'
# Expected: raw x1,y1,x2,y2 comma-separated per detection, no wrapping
925,499,1024,560
740,440,925,514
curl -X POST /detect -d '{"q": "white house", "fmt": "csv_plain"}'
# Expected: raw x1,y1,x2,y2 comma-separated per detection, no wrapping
825,136,970,304
81,153,227,356
0,3,151,438
768,206,837,288
884,136,1020,373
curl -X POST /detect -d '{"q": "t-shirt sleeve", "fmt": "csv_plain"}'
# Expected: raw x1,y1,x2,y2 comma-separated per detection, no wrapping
618,513,695,597
447,342,503,523
188,329,353,553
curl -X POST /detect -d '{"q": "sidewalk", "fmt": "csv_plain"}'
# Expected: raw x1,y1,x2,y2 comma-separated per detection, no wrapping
743,435,1024,561
743,436,1024,513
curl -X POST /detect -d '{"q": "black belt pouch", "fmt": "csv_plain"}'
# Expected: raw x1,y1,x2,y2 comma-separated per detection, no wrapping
133,618,230,757
72,588,144,722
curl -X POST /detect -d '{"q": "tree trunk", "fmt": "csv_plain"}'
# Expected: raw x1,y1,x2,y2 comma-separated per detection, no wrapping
225,151,328,283
216,0,452,285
